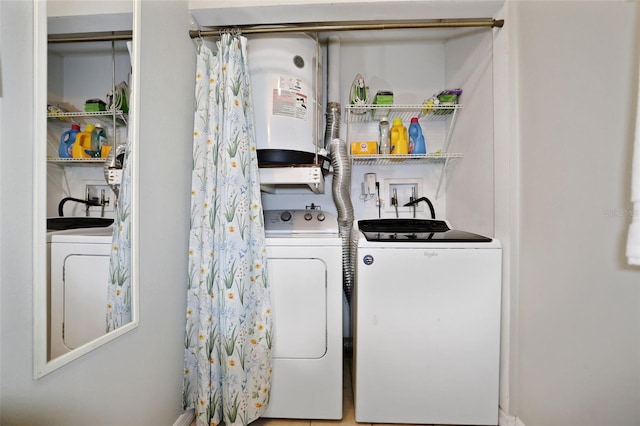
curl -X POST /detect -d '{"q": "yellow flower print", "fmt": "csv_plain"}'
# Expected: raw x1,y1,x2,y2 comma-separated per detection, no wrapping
184,368,190,375
194,130,199,137
255,402,263,409
234,99,240,107
228,292,234,299
229,360,235,367
107,303,113,311
250,339,257,345
266,309,272,315
210,356,215,364
254,263,261,269
196,72,202,80
199,399,206,407
189,249,194,256
263,387,269,393
222,66,227,72
249,276,255,282
112,245,118,252
229,225,235,233
198,333,205,341
204,202,209,209
252,203,259,210
201,268,206,274
209,77,215,84
187,308,193,316
257,324,264,331
207,138,212,145
231,161,237,168
115,289,121,297
191,190,196,197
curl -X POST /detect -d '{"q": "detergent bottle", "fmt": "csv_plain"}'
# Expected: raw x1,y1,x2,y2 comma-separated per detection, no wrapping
89,124,107,158
58,123,80,158
378,117,391,154
390,118,408,155
408,117,427,154
72,124,95,159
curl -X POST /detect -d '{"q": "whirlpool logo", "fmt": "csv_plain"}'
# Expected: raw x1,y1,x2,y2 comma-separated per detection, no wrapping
362,254,374,265
423,250,439,258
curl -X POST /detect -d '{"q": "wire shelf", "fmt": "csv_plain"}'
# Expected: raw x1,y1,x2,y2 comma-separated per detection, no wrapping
350,153,462,165
346,103,461,124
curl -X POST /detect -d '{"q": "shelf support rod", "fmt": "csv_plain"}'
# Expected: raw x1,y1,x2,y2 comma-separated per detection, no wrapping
189,18,504,38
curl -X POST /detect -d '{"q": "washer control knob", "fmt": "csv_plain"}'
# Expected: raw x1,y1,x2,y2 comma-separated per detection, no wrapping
280,211,292,222
317,213,326,221
304,212,313,221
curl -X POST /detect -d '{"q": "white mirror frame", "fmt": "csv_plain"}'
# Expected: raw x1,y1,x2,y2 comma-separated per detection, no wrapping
33,0,141,379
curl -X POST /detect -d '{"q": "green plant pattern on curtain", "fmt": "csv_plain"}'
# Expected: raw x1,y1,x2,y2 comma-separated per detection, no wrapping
106,133,132,331
183,34,273,426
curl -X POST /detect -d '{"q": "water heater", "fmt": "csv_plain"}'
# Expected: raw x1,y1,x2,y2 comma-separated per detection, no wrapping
247,34,324,166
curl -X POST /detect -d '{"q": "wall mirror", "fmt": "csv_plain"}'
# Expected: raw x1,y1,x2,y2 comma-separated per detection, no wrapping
34,0,140,379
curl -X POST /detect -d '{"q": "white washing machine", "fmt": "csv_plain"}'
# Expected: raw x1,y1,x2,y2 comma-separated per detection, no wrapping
262,209,343,419
48,226,113,360
352,218,502,425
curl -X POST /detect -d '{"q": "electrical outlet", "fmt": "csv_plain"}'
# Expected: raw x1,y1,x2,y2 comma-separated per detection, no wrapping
363,173,377,196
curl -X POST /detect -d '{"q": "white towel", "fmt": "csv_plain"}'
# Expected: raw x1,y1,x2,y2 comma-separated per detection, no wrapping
627,60,640,265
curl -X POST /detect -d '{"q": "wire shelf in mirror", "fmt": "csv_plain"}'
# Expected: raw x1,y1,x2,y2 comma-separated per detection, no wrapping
350,152,463,165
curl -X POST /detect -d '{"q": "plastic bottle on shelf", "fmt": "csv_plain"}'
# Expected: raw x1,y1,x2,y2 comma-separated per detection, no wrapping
58,123,80,158
378,117,390,154
89,124,107,158
408,117,427,154
72,124,95,159
390,117,408,155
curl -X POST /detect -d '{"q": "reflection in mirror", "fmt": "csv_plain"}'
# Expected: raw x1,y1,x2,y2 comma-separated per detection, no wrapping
34,0,140,378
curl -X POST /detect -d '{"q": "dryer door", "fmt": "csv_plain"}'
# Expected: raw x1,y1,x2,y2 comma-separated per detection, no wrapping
268,257,326,359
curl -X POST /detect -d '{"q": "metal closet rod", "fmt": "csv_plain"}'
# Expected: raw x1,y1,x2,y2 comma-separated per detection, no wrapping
189,18,504,38
48,31,132,44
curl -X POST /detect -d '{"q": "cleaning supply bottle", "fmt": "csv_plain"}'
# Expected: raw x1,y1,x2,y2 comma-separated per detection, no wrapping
390,117,408,154
378,117,390,154
72,124,95,159
89,124,107,158
408,117,427,154
58,123,80,158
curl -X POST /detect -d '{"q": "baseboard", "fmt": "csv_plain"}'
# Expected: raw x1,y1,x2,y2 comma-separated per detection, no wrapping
499,408,526,426
173,409,195,426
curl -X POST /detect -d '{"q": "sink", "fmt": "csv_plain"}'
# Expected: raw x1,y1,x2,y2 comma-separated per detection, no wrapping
47,217,114,231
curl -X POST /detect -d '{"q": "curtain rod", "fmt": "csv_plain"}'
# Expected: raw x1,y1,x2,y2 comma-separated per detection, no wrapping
189,18,504,38
48,31,133,44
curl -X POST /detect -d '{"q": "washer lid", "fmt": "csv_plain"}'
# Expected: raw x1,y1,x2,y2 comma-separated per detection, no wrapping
358,219,492,243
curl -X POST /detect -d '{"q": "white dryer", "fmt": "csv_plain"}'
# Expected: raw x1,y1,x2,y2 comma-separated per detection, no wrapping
48,226,113,360
262,209,343,420
352,218,502,425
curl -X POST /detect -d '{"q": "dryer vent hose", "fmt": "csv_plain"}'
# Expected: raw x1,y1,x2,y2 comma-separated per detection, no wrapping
324,102,341,151
329,138,354,305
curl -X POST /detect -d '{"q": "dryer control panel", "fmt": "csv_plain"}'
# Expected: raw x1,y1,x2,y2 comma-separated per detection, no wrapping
264,209,339,236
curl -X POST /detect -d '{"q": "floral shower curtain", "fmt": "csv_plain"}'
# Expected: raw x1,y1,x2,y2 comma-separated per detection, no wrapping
105,140,132,332
183,34,273,426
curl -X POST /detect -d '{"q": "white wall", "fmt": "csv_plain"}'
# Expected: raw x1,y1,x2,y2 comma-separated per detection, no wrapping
0,1,195,424
512,2,640,425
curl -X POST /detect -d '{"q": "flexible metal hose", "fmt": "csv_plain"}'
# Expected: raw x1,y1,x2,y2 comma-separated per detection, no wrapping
329,138,354,305
324,102,341,151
